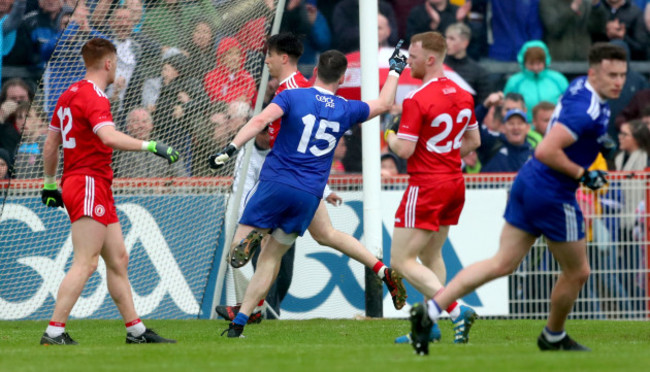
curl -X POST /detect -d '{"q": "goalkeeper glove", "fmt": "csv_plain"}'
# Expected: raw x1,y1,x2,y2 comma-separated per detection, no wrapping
384,114,401,141
42,182,63,208
579,168,608,191
208,143,238,170
147,141,180,164
598,134,617,160
389,40,407,75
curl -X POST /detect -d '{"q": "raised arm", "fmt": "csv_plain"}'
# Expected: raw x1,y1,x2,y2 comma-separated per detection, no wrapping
365,41,407,120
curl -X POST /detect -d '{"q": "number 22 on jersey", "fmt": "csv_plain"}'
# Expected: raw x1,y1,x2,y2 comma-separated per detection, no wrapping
57,106,76,149
426,108,472,154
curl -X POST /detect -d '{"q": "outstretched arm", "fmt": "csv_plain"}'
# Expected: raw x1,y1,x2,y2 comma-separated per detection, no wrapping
231,103,284,148
208,103,284,170
96,125,179,164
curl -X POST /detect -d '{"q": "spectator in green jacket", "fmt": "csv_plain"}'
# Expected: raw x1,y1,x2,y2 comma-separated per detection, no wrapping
503,40,569,122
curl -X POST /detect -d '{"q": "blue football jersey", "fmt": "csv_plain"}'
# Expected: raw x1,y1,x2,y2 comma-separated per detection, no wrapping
260,87,370,197
524,76,610,197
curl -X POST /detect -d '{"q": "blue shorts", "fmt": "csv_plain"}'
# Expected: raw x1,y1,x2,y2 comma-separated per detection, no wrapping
239,180,320,236
504,176,585,242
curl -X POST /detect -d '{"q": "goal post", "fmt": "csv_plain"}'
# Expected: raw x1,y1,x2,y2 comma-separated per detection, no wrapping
359,0,384,318
209,0,287,319
0,0,279,320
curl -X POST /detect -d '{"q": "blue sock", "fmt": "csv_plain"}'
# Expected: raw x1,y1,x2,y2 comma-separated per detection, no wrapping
233,312,249,326
542,326,566,342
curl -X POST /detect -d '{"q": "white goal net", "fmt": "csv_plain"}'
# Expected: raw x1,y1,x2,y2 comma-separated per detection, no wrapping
0,0,277,320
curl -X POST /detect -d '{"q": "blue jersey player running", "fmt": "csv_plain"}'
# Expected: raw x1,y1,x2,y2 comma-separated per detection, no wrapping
407,43,627,354
209,48,406,337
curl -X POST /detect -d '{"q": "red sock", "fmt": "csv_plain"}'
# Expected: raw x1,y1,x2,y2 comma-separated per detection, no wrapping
446,301,459,314
49,321,65,327
125,318,142,328
372,261,385,275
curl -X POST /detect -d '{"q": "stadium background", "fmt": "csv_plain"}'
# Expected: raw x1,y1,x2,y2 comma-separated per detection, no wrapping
0,0,649,322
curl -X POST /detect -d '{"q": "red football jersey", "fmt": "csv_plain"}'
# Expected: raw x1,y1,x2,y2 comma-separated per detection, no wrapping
397,77,477,184
49,80,115,182
268,71,311,147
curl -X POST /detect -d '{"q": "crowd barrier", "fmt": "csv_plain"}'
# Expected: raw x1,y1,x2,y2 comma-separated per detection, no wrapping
2,171,648,320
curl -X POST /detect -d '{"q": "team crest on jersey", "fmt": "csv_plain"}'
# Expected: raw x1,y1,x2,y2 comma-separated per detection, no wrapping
569,79,584,95
95,204,105,217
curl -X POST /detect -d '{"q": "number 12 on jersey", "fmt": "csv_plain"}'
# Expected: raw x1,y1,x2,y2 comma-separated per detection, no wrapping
298,114,340,157
57,106,76,149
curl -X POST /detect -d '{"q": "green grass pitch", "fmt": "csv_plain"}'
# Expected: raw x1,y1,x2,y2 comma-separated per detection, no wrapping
1,319,649,371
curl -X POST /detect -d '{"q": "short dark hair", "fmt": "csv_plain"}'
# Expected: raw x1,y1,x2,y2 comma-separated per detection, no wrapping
588,43,627,67
81,38,117,68
267,32,303,61
505,92,525,104
317,50,348,84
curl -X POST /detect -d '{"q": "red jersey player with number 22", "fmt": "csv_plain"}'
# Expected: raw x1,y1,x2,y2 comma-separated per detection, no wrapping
385,31,481,355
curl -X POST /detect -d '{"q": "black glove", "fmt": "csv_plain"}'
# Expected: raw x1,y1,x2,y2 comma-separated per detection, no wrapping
389,39,407,75
147,141,180,164
384,114,401,141
598,134,617,160
42,184,63,208
208,143,238,170
579,169,608,191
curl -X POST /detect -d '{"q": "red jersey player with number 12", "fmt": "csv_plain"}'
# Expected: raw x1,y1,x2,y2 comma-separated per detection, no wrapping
385,31,481,354
40,38,179,345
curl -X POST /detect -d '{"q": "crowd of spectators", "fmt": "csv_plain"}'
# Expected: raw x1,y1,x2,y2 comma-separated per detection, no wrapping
1,0,649,181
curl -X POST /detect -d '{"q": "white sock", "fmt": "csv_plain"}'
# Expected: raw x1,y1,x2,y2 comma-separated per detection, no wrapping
46,322,65,338
448,305,461,321
426,299,442,322
126,319,146,336
542,327,566,343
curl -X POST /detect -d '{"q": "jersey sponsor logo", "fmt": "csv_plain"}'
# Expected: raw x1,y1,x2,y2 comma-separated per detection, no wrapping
442,87,456,95
315,94,335,108
0,203,199,319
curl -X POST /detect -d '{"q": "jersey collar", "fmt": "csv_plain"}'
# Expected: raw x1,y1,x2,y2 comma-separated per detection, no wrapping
313,86,335,95
420,76,448,89
585,80,606,104
279,71,298,86
85,79,107,95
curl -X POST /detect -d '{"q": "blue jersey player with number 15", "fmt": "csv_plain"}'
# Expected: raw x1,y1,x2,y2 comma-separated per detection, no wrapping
209,46,406,338
407,43,627,355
